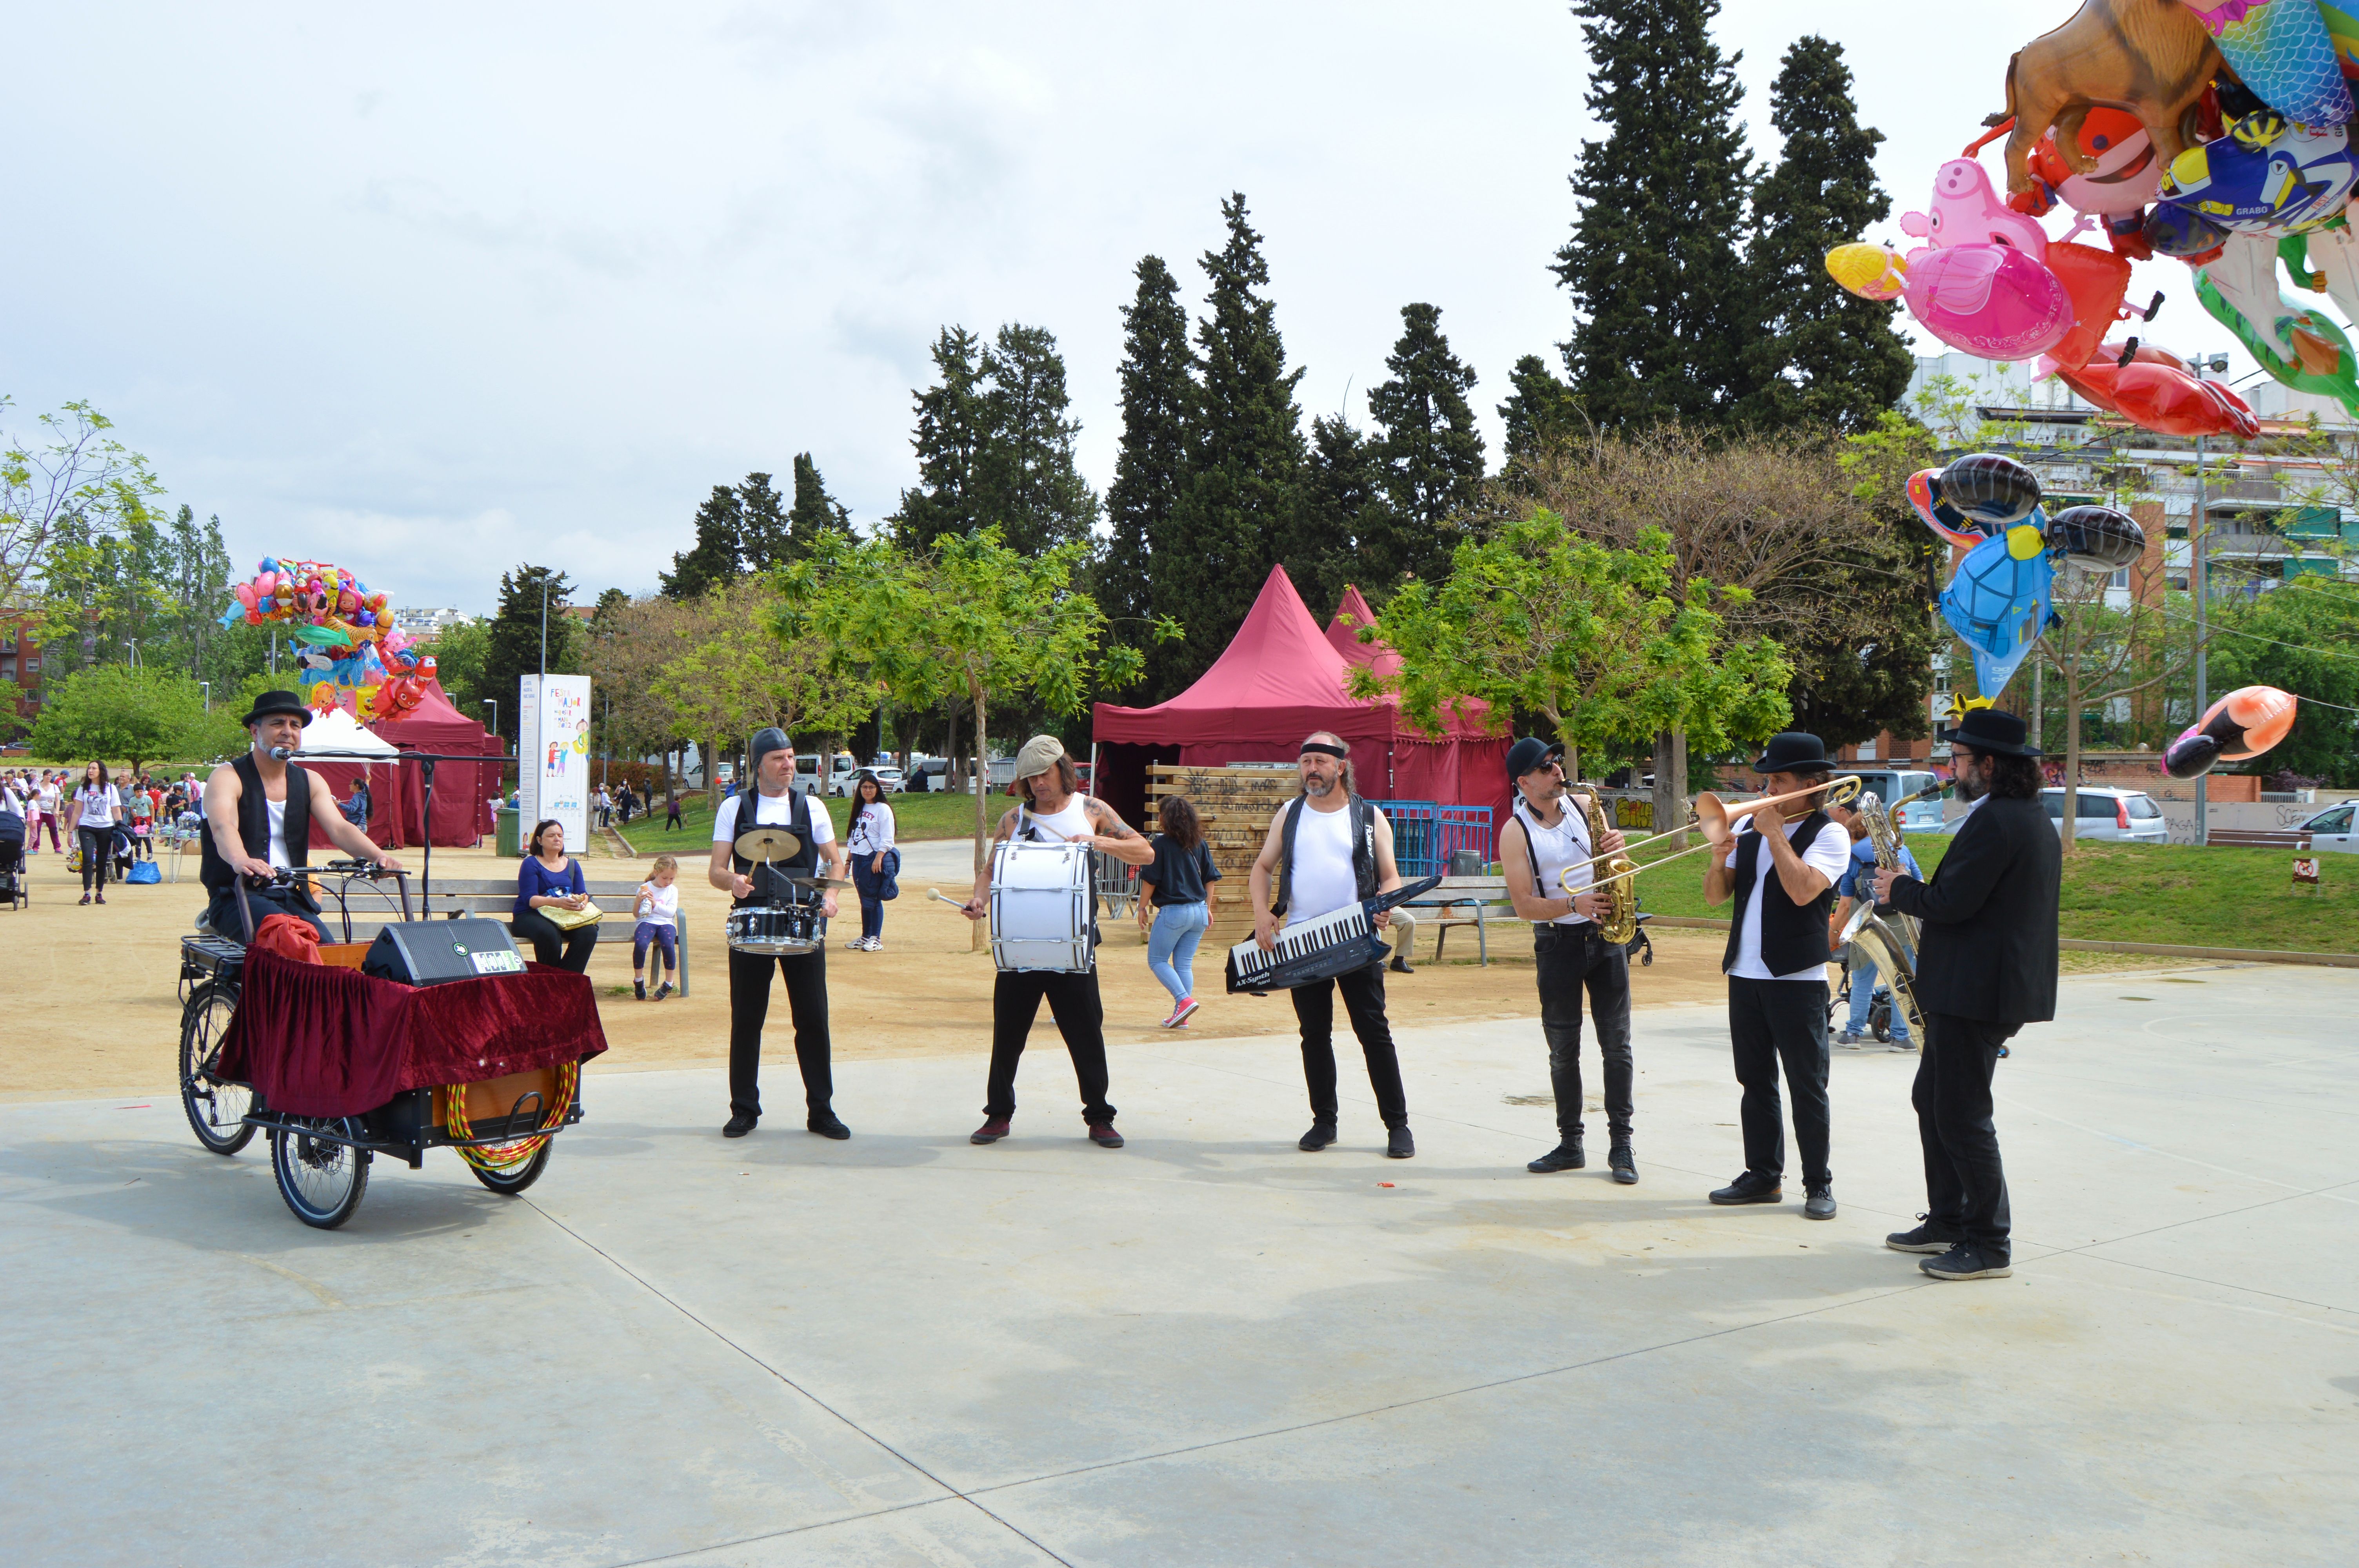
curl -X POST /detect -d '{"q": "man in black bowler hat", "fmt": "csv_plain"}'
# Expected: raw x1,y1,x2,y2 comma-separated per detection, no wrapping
1872,708,2059,1281
1703,731,1852,1220
199,688,402,942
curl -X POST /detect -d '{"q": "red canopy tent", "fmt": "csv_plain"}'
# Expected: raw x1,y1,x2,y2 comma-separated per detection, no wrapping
304,681,503,851
1091,566,1510,844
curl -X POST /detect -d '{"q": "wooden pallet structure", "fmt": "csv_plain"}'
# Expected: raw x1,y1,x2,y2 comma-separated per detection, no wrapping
1145,764,1300,946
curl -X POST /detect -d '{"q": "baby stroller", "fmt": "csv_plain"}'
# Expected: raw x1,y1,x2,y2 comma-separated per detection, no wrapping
0,808,26,911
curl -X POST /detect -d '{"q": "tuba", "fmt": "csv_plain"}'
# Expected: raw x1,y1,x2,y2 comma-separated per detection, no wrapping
1572,789,1639,945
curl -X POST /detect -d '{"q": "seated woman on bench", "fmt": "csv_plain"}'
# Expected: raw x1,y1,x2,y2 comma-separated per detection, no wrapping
513,818,597,973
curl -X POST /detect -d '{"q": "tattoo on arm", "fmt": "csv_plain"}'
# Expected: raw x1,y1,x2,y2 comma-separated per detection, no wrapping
1089,802,1135,839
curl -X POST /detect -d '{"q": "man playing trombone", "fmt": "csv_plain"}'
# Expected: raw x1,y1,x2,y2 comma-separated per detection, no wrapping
1702,733,1853,1221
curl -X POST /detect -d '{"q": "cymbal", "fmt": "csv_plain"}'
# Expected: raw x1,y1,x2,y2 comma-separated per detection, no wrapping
782,874,853,889
734,828,802,862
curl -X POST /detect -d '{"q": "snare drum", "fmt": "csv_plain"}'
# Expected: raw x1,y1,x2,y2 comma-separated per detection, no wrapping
988,839,1094,973
725,902,821,957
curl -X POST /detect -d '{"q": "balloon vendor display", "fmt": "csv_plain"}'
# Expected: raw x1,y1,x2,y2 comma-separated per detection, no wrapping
1826,0,2359,437
218,557,438,723
2163,684,2301,778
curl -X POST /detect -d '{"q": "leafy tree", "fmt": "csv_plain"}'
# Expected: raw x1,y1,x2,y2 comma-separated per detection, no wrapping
1346,511,1792,785
425,618,492,716
787,454,849,554
1366,303,1485,589
480,564,579,743
1154,193,1306,699
1736,36,1914,432
650,579,877,804
2208,584,2359,787
1104,256,1197,629
29,664,213,773
890,327,990,547
661,486,745,599
2,399,163,618
976,325,1100,557
1280,415,1388,617
1553,0,1754,429
1498,354,1584,474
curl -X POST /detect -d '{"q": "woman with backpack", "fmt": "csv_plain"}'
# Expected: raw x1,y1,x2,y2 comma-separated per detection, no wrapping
843,770,897,951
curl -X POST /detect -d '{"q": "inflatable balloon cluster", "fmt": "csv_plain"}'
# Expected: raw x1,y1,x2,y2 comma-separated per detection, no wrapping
217,556,433,722
2165,684,2300,778
1823,0,2359,439
1908,451,2148,699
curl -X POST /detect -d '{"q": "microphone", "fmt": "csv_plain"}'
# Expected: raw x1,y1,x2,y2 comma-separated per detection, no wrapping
269,746,294,760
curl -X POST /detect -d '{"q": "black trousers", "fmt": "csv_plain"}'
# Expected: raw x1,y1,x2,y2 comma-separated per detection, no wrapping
728,945,832,1120
510,909,596,972
1916,1013,2016,1259
986,967,1114,1125
205,884,329,944
1291,962,1408,1129
1534,923,1633,1141
1727,975,1832,1189
78,826,114,892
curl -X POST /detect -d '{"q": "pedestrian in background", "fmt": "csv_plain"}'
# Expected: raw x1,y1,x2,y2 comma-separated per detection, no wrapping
1138,794,1218,1027
69,760,123,905
844,770,896,951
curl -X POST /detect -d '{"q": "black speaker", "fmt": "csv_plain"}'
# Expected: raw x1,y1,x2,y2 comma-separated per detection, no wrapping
363,920,527,985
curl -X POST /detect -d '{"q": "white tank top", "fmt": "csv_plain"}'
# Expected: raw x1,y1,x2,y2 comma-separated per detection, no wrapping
265,797,292,869
1516,799,1594,927
1020,792,1092,842
1285,797,1360,924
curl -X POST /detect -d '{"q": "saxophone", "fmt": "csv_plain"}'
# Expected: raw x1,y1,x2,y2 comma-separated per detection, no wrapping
1572,789,1639,945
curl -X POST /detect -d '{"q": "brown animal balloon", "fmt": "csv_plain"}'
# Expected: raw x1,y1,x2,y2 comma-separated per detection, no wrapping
1989,0,2222,198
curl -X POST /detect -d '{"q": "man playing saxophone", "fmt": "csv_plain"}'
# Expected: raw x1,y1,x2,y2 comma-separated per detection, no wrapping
1828,794,1921,1052
1498,737,1639,1184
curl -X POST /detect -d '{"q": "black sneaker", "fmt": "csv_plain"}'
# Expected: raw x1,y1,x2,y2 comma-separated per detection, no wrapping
655,981,674,1001
1386,1125,1416,1159
970,1117,1011,1145
807,1111,851,1140
1709,1171,1783,1205
1527,1140,1585,1173
1388,956,1413,975
634,980,647,1001
1886,1215,1963,1254
1298,1123,1337,1152
1608,1140,1638,1185
722,1113,757,1138
1921,1242,2012,1281
1803,1185,1837,1220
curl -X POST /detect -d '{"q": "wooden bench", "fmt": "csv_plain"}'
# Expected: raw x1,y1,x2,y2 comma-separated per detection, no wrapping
341,876,694,995
2206,829,2313,852
1401,874,1516,965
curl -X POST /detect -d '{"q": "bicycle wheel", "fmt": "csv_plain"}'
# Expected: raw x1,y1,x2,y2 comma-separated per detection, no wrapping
467,1143,551,1195
270,1117,371,1229
179,982,255,1156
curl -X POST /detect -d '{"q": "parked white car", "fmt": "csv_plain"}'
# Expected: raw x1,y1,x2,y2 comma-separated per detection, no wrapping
831,765,905,797
2298,802,2357,853
2039,786,2167,843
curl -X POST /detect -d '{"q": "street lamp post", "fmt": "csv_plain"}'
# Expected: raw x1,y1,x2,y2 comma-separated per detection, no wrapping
199,681,210,713
483,697,498,742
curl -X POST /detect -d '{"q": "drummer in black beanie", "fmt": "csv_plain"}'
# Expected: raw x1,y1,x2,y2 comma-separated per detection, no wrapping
708,727,850,1140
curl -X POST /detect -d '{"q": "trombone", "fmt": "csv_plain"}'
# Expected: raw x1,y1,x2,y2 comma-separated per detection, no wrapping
1558,774,1864,901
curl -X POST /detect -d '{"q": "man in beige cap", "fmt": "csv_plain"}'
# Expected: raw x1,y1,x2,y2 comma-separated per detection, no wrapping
959,735,1156,1147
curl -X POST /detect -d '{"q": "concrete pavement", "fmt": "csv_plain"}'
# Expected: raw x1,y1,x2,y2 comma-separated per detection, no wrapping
3,964,2354,1565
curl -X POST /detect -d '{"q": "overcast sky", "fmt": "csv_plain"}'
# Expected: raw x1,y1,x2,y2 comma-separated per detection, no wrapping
4,2,2248,615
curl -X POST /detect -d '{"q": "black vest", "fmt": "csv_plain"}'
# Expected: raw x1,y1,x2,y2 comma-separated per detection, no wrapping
1272,794,1378,917
729,786,816,908
1720,810,1837,978
198,753,312,895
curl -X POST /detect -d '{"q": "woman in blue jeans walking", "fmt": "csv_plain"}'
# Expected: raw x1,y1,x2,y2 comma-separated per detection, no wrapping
1136,795,1219,1027
844,771,896,951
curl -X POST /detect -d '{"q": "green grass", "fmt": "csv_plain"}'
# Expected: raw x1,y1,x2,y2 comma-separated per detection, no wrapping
1619,832,2355,954
611,786,998,859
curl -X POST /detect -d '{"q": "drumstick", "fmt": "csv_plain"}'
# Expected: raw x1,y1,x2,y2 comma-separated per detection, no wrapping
929,889,973,910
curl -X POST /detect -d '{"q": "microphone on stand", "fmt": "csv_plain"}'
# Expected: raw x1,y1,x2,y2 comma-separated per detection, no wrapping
269,746,295,760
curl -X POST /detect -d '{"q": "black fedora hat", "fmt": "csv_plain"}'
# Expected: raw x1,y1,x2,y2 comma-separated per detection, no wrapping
1752,731,1832,774
1505,736,1565,780
1942,707,2042,757
241,688,316,729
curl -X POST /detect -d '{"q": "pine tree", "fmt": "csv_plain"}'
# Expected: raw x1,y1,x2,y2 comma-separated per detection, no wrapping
1280,415,1387,617
660,486,743,599
1104,256,1196,630
1553,0,1754,429
482,564,577,739
735,472,792,572
1736,36,1914,432
889,327,989,547
1498,354,1585,471
1153,193,1307,698
1366,303,1484,587
788,453,849,553
976,323,1100,558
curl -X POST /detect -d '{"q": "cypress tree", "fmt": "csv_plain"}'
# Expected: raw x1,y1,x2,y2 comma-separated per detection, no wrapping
1553,0,1754,429
889,327,988,547
736,472,791,572
1105,256,1196,630
1366,303,1484,587
483,564,577,732
660,486,743,599
976,323,1100,558
1153,192,1306,698
1280,415,1387,617
1736,36,1914,432
1498,354,1584,472
788,453,850,553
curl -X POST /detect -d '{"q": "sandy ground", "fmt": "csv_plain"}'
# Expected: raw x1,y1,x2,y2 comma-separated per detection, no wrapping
5,840,1750,1104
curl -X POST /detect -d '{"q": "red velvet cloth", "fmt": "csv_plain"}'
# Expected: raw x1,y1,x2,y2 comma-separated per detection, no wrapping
218,951,607,1117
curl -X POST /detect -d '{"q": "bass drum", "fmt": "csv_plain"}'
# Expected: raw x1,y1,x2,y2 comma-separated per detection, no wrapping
725,903,821,957
988,840,1094,974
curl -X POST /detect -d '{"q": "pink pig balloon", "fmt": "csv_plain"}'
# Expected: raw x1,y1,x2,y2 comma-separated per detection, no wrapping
234,583,258,610
1903,244,2073,360
1899,159,2050,262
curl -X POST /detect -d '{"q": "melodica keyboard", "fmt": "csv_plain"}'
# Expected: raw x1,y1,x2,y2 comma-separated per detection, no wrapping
1225,877,1441,995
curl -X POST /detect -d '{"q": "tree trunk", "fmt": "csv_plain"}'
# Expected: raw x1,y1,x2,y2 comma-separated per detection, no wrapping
2061,660,2080,853
1652,728,1688,851
706,734,721,810
945,703,962,793
969,672,989,953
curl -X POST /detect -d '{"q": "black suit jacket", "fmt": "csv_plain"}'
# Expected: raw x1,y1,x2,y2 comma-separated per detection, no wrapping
1886,795,2060,1024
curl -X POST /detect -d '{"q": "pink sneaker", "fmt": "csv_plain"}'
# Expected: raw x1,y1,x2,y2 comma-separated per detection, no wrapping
1170,997,1199,1027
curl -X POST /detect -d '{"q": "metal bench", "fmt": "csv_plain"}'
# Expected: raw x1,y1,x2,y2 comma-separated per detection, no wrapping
1401,874,1515,965
339,876,693,995
2206,829,2314,852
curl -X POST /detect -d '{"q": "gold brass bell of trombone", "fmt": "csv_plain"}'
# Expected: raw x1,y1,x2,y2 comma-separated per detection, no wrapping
1558,774,1865,906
